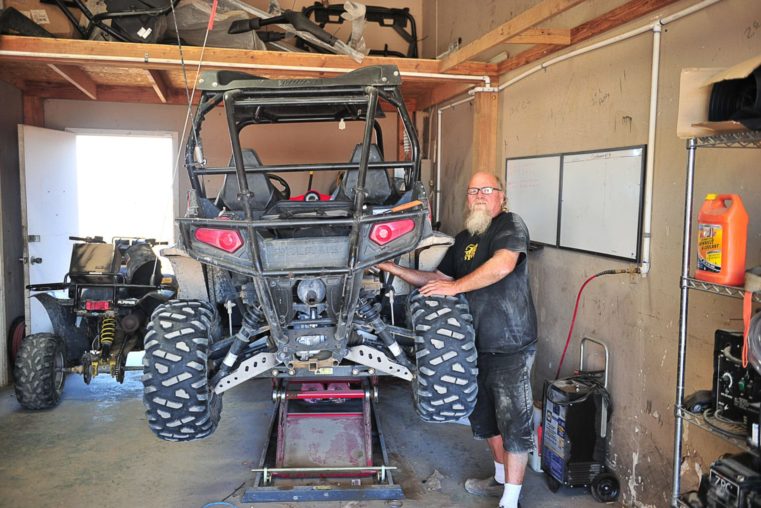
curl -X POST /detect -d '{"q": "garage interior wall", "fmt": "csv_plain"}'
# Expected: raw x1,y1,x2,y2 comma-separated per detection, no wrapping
42,101,399,214
427,0,761,506
0,81,24,386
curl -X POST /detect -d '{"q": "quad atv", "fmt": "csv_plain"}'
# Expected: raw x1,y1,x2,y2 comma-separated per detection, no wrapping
142,65,478,441
15,236,177,409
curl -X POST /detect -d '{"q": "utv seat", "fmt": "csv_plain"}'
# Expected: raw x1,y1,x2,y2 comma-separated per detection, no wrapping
218,149,281,212
339,144,393,205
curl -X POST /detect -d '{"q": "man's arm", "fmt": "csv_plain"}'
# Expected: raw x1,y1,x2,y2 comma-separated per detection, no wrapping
377,261,452,288
419,249,520,297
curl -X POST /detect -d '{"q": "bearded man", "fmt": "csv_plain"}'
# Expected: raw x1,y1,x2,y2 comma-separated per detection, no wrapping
378,171,537,508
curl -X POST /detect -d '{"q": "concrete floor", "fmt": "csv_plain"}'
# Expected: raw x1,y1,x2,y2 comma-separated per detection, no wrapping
0,369,606,508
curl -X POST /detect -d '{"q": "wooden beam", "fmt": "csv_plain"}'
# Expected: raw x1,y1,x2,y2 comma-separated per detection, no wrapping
47,63,97,100
20,79,420,113
145,69,169,103
498,0,681,74
22,81,186,104
22,95,44,127
471,92,498,174
417,83,479,111
397,114,406,161
0,35,494,80
506,28,571,45
439,0,586,72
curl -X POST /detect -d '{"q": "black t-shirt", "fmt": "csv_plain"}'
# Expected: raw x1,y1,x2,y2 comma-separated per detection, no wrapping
437,212,537,354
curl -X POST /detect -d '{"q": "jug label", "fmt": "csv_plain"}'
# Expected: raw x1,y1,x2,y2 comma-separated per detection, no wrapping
697,223,722,272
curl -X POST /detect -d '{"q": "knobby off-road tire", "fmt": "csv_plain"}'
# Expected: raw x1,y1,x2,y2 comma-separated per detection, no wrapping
14,333,66,410
142,300,222,441
407,292,478,422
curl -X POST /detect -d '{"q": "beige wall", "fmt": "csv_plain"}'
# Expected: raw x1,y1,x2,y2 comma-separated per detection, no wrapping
423,0,631,60
0,81,24,386
429,0,761,505
44,100,398,219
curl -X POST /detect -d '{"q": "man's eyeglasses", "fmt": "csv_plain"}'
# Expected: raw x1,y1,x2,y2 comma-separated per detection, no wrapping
466,186,502,195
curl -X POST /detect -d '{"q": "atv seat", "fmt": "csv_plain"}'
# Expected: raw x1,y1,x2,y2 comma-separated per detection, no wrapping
218,149,281,212
339,144,393,205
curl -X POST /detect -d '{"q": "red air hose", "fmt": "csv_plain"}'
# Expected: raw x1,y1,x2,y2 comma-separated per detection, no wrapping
554,268,637,379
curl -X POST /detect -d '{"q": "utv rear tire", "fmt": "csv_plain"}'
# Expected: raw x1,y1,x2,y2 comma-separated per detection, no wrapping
14,333,66,410
408,292,478,422
142,300,221,441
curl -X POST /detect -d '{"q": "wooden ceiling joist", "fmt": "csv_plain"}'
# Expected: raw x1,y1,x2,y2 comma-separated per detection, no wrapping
47,63,97,100
506,28,571,46
498,0,683,74
21,80,179,105
0,0,683,112
0,36,494,79
439,0,586,72
145,69,169,104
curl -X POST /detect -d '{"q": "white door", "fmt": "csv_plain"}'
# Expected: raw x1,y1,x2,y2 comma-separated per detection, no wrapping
19,127,177,335
19,125,79,334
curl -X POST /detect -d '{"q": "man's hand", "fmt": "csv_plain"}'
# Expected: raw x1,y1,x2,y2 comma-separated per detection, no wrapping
420,279,460,296
376,261,395,272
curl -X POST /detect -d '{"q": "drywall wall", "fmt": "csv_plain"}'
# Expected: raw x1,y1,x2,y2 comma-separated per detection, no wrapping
425,0,632,61
428,0,761,505
0,81,24,386
44,101,398,219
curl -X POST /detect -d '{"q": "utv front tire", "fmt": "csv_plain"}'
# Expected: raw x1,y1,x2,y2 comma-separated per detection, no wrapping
408,292,478,422
14,333,66,410
142,300,221,441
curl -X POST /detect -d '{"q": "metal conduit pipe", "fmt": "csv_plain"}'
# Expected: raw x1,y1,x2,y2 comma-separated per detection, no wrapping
640,23,662,275
434,95,476,224
486,0,719,276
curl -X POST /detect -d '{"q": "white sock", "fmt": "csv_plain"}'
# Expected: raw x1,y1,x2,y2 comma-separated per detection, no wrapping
493,460,505,484
499,483,522,508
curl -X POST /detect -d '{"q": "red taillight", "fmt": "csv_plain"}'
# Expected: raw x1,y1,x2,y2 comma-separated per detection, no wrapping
369,219,415,246
194,228,243,253
85,300,111,311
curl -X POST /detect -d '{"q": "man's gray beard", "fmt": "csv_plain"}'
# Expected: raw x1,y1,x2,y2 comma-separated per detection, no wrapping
465,208,492,236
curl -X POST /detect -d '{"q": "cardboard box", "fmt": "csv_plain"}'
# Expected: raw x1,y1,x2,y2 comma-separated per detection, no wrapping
677,54,761,139
4,0,80,38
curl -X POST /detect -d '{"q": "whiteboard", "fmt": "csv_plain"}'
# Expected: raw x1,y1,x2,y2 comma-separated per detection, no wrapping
559,147,645,260
505,155,561,246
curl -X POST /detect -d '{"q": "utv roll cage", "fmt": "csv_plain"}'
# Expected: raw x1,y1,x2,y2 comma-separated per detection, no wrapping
179,65,427,364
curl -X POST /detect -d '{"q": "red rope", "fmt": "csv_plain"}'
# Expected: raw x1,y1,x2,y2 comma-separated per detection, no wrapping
207,0,219,31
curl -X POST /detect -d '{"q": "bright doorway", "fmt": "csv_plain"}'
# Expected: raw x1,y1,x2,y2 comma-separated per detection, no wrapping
19,127,177,334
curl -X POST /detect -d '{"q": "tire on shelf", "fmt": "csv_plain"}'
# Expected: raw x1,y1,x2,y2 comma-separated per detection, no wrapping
407,291,478,423
13,333,66,410
142,299,222,441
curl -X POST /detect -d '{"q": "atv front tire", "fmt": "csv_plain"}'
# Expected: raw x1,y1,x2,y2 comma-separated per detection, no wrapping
14,333,66,410
408,292,478,422
142,300,221,441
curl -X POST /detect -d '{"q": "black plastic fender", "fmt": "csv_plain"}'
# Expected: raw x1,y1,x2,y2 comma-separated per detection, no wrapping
32,293,88,365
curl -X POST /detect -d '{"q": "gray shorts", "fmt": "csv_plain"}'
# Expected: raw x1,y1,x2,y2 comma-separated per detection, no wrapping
468,350,535,453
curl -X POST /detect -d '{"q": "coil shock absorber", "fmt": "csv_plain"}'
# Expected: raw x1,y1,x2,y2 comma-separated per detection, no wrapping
356,298,414,370
99,315,117,359
212,306,264,385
